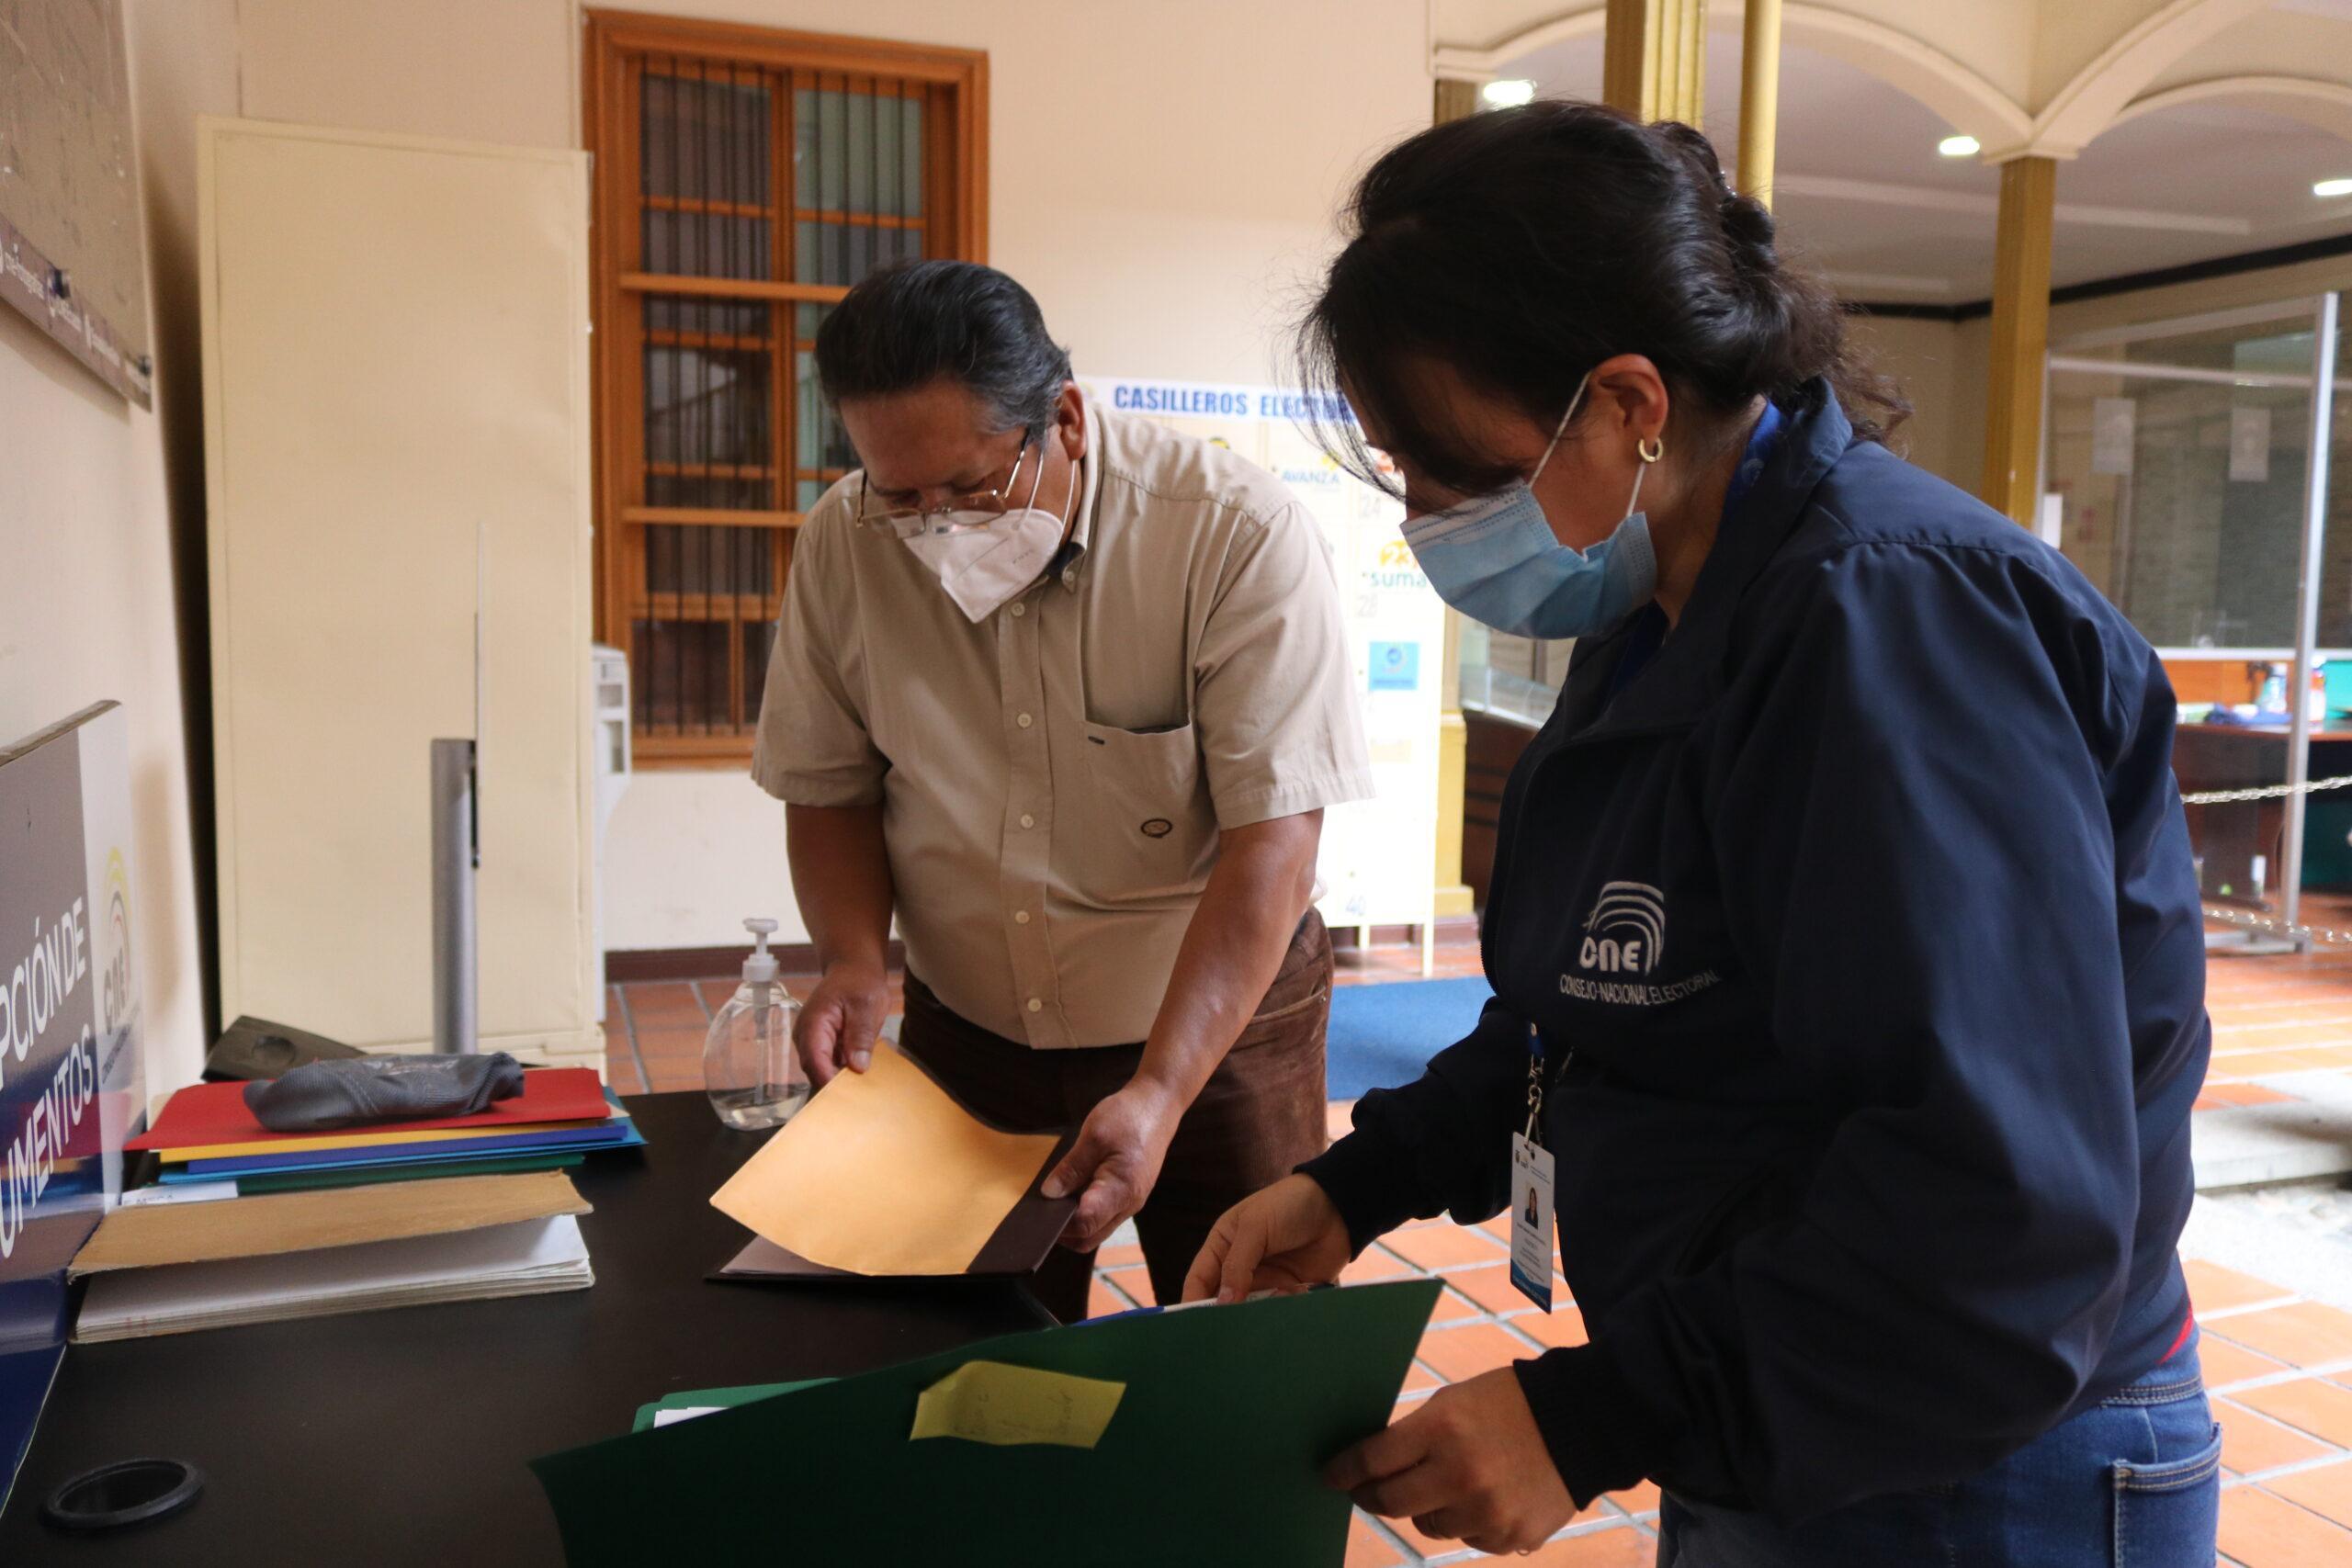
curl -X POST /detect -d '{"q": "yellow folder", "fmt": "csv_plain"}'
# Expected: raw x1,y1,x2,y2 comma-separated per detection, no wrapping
158,1120,598,1163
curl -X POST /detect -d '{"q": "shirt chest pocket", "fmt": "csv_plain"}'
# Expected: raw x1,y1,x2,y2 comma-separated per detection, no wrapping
1063,721,1218,905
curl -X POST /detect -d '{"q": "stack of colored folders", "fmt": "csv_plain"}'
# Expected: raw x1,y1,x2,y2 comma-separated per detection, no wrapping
125,1068,645,1196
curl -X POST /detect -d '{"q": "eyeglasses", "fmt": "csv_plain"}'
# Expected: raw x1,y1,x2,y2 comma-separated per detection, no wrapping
854,436,1041,539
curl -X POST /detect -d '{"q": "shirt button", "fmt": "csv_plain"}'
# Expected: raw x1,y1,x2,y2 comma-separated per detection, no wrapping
1016,712,1034,729
1020,813,1035,829
1010,603,1026,617
1027,998,1043,1013
1014,910,1031,925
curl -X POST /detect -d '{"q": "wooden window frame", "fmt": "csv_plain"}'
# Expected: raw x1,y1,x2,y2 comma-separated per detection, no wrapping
582,10,989,767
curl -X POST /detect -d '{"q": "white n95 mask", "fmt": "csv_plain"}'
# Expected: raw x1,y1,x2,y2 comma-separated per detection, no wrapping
898,445,1077,622
1400,373,1658,639
900,511,1066,622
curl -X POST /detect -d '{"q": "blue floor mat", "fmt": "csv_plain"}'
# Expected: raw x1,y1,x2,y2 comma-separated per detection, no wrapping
1325,977,1494,1100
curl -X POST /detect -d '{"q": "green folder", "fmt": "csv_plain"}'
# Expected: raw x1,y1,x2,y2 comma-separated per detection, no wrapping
533,1280,1440,1567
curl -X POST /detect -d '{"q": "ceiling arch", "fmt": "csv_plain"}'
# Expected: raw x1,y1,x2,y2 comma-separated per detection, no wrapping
1431,3,2032,148
2107,73,2352,144
2028,0,2274,156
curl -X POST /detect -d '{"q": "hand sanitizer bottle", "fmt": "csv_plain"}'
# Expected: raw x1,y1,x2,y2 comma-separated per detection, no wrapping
704,919,808,1131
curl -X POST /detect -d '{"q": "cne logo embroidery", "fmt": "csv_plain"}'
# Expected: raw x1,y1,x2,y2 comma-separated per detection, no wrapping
1140,818,1173,839
1578,882,1665,975
1563,880,1720,1007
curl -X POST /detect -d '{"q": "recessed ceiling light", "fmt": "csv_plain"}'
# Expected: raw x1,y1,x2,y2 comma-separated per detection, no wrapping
1482,79,1537,108
2316,176,2352,197
1939,134,1981,158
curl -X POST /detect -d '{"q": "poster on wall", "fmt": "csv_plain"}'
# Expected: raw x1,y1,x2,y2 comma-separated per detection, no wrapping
0,701,147,1509
1083,378,1445,935
2090,397,2137,477
2229,406,2272,484
0,0,153,405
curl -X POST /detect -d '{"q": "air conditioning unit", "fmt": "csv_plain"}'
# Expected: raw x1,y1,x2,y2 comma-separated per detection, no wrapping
591,645,632,1020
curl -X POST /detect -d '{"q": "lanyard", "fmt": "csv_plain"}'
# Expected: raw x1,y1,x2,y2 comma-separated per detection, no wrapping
1511,1026,1567,1314
1524,1022,1571,1145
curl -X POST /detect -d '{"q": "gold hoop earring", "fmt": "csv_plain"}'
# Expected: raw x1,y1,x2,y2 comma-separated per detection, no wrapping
1637,436,1665,464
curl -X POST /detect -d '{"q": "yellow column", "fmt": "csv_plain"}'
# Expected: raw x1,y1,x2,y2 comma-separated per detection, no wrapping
1980,156,2058,526
1430,73,1479,919
1737,0,1781,206
1604,0,1707,122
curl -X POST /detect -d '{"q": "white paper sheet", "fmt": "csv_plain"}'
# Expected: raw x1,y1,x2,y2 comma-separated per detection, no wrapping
74,1214,591,1341
651,1406,725,1428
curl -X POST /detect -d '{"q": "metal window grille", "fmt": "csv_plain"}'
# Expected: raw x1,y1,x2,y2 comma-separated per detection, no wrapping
585,17,985,761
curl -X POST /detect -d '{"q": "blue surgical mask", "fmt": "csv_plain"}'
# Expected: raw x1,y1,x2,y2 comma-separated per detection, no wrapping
1401,373,1657,638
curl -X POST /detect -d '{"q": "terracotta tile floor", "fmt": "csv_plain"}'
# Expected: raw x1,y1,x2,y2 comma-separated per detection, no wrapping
609,919,2352,1564
2201,904,2352,1113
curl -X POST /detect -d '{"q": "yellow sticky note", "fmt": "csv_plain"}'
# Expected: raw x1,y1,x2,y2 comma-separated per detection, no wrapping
910,1361,1125,1450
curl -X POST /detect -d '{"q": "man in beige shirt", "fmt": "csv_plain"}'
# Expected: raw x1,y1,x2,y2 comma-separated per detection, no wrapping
752,260,1371,1320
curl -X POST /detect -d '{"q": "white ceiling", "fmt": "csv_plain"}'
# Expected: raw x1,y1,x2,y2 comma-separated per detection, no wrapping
1498,24,2352,303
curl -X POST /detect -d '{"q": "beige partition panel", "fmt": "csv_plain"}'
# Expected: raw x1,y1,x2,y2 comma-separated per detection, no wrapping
200,118,599,1064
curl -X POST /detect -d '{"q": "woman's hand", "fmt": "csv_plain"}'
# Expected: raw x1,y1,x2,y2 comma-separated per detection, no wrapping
1181,1174,1354,1303
1327,1368,1577,1556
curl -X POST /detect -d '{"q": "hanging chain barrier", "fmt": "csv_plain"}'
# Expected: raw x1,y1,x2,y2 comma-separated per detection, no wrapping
2179,773,2352,807
2179,771,2352,944
2201,903,2352,949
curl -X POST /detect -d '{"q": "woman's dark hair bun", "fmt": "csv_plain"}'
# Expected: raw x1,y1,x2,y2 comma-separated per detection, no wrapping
1299,99,1910,499
1718,191,1779,274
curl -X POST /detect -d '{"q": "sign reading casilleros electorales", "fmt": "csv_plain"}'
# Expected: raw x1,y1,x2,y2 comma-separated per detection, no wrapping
0,702,146,1507
1081,378,1445,937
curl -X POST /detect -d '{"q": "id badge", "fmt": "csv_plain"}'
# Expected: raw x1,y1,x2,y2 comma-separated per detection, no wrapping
1508,1132,1556,1312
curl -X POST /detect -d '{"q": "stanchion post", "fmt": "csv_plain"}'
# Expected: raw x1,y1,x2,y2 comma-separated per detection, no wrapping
2282,290,2342,944
431,736,480,1054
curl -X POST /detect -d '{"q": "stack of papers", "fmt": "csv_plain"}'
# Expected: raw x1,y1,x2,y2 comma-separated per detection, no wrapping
70,1170,594,1341
75,1217,592,1341
125,1069,643,1190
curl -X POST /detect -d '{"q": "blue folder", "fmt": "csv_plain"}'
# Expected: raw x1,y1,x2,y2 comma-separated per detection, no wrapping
159,1115,645,1182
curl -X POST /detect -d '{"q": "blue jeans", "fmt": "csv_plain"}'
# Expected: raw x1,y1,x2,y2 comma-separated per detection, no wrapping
1657,1337,2220,1567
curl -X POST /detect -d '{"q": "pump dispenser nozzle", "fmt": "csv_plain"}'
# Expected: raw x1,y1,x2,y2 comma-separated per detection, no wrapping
742,918,780,987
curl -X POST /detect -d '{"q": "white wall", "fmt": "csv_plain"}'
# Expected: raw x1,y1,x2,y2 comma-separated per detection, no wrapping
603,773,792,951
232,0,578,150
0,311,210,1091
186,0,1431,951
1849,312,1966,488
0,0,242,1095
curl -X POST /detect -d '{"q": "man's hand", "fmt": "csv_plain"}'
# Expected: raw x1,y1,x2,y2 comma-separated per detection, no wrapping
1041,1080,1182,1252
792,959,888,1087
1181,1173,1353,1303
1326,1368,1577,1556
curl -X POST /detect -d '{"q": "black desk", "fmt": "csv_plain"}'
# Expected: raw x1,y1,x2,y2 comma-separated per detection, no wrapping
0,1092,1050,1563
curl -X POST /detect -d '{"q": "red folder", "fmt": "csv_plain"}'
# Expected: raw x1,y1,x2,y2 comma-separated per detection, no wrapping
127,1067,612,1153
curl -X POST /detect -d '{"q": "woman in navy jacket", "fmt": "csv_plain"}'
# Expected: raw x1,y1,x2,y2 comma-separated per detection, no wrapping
1185,103,2216,1565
